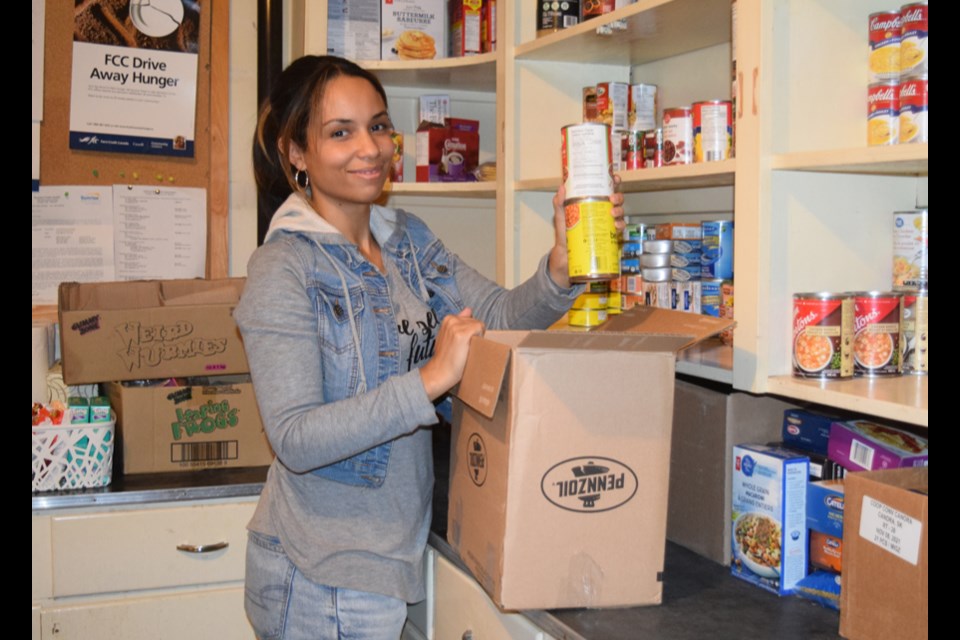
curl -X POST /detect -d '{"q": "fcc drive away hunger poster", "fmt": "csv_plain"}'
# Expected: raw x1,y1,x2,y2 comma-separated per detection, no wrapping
69,0,201,157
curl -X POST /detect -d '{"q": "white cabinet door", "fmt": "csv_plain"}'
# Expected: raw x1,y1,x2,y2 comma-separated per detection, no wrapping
434,554,550,640
39,586,254,640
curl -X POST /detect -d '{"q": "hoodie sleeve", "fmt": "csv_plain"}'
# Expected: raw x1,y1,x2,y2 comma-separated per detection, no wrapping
233,239,438,474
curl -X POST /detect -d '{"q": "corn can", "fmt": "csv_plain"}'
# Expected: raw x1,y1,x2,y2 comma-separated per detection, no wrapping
793,293,854,379
852,291,901,377
899,290,928,375
692,100,733,162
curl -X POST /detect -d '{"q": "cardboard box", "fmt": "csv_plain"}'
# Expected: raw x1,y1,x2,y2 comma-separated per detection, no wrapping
449,0,482,56
447,307,734,610
416,120,479,182
667,380,794,565
840,468,928,640
782,408,836,455
326,0,381,60
382,0,448,61
731,444,809,596
105,378,273,474
828,420,929,471
58,279,249,385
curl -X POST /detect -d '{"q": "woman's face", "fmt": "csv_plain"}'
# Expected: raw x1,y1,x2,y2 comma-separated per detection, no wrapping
291,75,394,213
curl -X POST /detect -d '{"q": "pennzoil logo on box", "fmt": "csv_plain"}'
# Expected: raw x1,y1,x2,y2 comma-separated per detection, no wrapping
541,456,638,513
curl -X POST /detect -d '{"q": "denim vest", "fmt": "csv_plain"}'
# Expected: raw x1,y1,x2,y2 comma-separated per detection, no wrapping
294,212,463,488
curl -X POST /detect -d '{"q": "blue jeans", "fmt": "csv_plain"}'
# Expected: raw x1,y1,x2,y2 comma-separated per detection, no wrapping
244,531,408,640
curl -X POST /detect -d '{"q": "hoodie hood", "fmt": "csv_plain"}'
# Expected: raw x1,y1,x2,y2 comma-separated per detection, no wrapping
264,192,401,248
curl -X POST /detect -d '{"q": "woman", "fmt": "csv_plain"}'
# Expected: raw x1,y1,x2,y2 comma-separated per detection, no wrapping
235,55,624,640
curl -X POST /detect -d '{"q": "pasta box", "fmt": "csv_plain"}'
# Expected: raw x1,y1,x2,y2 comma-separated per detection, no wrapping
840,467,928,640
828,420,928,471
104,377,273,474
59,278,249,385
731,444,809,596
782,408,836,456
448,307,734,610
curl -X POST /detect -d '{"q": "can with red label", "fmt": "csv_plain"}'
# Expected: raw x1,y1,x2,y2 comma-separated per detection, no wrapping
692,100,733,162
899,289,928,375
900,2,928,77
642,128,664,168
868,11,902,83
625,130,644,170
662,107,693,165
867,81,900,146
793,293,854,379
852,291,901,377
898,75,927,144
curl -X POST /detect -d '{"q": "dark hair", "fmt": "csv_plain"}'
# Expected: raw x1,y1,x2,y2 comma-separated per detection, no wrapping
253,55,389,219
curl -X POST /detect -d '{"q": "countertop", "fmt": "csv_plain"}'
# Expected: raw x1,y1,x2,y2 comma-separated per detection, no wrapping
33,431,841,639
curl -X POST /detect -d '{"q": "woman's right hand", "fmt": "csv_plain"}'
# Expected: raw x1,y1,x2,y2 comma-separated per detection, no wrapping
420,308,485,401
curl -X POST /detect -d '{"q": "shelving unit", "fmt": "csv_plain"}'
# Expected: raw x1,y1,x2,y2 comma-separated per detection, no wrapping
298,0,927,430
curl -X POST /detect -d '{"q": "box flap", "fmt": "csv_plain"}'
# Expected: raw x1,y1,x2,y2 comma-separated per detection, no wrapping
600,306,735,348
160,278,245,306
518,331,690,353
59,278,246,311
455,336,512,419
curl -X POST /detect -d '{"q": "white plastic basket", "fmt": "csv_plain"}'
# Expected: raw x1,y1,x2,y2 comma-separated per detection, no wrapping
32,418,115,492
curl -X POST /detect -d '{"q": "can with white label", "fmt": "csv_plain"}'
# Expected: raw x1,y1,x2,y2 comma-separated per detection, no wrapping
692,100,733,162
899,289,928,375
662,107,693,165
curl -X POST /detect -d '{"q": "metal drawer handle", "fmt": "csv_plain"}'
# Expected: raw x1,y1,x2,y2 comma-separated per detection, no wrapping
176,541,229,553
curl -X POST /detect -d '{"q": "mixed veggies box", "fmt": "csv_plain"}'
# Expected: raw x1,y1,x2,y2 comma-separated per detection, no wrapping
731,444,809,596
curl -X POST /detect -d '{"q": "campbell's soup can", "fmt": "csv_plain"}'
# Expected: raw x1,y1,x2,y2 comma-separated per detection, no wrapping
561,123,618,282
662,107,693,165
793,293,854,379
642,128,664,168
900,2,928,77
893,208,928,291
898,75,928,144
852,291,900,377
692,100,733,162
868,11,902,82
868,81,900,146
899,290,928,375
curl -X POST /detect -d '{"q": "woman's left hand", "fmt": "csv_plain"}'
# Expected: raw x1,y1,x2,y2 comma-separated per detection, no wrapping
547,174,626,289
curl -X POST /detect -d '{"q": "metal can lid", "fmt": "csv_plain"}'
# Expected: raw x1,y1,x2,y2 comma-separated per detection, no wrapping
793,292,853,300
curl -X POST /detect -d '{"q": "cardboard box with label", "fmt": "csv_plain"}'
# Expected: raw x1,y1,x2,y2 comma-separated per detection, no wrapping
58,279,249,385
840,467,927,640
327,0,381,61
447,307,734,610
105,377,273,474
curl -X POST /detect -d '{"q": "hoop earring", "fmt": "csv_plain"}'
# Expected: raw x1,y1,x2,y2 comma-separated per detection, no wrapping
294,169,310,190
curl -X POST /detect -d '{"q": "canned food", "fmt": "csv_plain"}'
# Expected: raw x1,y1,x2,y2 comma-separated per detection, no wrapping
642,267,671,282
720,280,734,345
629,84,659,132
607,290,622,315
702,278,724,317
868,11,902,82
622,240,642,259
573,292,609,309
561,122,614,199
898,75,927,144
656,223,701,240
596,82,630,131
640,253,671,268
582,86,598,122
893,209,928,291
662,107,693,165
641,128,664,168
671,266,699,282
538,1,580,36
701,220,734,279
899,2,927,77
624,222,651,242
868,81,900,146
671,281,702,313
642,239,673,254
793,293,854,379
584,280,611,294
564,198,620,282
852,291,901,377
692,100,733,162
625,130,644,170
568,307,608,327
899,290,928,375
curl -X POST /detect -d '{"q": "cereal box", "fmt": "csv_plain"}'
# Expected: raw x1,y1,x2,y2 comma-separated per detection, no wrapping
731,444,809,596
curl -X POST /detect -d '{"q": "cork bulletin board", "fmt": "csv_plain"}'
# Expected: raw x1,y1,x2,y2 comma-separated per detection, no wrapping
36,0,229,297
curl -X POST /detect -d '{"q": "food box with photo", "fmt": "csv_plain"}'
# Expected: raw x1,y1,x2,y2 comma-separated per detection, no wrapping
731,444,809,596
828,420,928,471
381,0,448,61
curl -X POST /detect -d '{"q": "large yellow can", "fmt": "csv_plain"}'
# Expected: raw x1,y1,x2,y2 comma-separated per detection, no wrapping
564,198,620,282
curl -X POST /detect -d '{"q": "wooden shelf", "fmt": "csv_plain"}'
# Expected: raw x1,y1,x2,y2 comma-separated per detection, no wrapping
383,181,497,198
771,144,928,176
515,0,730,66
767,375,928,428
517,160,735,193
364,54,497,91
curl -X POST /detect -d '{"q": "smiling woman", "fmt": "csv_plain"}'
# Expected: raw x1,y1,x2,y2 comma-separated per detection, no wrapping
235,54,624,640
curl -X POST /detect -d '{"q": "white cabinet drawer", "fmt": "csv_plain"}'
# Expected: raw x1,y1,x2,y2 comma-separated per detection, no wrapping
51,501,256,596
33,515,52,601
434,554,549,640
40,585,255,640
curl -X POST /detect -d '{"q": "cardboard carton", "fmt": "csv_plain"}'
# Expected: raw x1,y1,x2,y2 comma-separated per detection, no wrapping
840,468,928,640
416,119,480,182
447,307,734,610
828,419,928,471
105,378,273,474
58,279,249,385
